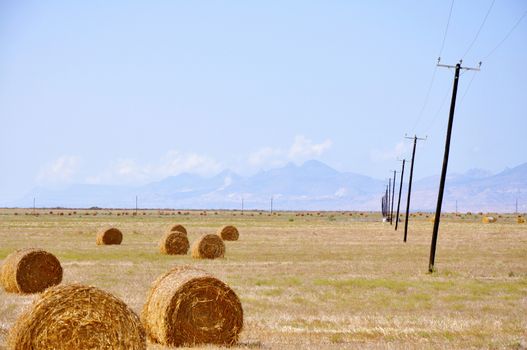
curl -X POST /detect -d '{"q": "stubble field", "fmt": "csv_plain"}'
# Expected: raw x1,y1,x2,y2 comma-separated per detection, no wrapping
0,209,525,349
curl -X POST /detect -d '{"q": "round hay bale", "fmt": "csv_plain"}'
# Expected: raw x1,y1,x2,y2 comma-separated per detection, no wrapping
191,234,225,259
159,231,189,255
141,266,243,347
8,284,146,350
217,225,239,241
517,216,525,224
168,224,187,235
482,216,497,224
0,248,62,294
96,227,123,245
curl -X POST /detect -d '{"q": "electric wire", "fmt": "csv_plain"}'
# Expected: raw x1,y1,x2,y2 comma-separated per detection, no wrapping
462,0,496,59
410,0,455,134
483,9,527,60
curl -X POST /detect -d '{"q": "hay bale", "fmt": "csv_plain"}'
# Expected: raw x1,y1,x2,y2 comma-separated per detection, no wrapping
517,216,525,224
191,234,225,259
96,227,123,245
168,224,187,235
217,225,239,241
141,266,243,347
0,248,62,294
160,231,189,255
482,216,497,223
8,284,146,350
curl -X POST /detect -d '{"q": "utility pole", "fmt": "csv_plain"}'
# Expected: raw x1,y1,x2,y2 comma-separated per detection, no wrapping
455,200,458,215
395,159,405,231
388,179,391,222
403,135,426,242
429,59,481,273
390,170,397,225
135,195,138,215
241,197,244,215
33,197,36,215
270,196,273,214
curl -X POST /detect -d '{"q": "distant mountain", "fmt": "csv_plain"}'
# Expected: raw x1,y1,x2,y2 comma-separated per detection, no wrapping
8,160,527,212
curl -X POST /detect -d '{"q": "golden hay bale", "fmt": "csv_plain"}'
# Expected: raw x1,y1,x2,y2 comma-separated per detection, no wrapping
8,284,146,350
482,216,497,223
0,248,62,294
159,231,189,255
96,227,123,245
191,234,225,259
141,266,243,347
517,216,525,224
168,224,187,235
217,225,239,241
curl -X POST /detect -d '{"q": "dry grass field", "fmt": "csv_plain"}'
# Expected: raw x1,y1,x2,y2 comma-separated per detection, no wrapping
0,209,525,349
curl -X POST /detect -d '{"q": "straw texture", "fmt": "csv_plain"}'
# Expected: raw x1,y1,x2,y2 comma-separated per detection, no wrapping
141,266,243,347
0,248,62,294
191,234,225,259
8,284,146,350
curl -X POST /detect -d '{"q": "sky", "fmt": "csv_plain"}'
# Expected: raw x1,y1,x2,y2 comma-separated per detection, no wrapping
1,0,526,202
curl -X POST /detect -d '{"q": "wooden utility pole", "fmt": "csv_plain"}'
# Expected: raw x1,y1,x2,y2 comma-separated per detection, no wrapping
390,170,397,225
270,196,273,214
429,60,481,273
241,197,244,214
403,135,426,242
395,159,405,231
388,179,391,222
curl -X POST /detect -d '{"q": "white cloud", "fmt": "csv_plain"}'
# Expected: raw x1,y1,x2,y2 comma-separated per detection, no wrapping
248,135,333,168
370,141,408,163
37,156,80,184
288,135,332,159
86,151,221,185
158,151,221,177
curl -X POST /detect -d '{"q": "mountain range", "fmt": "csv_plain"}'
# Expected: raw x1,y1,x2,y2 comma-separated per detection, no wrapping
8,160,527,212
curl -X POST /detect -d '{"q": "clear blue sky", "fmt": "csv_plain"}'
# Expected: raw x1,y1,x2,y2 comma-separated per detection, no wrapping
1,1,526,202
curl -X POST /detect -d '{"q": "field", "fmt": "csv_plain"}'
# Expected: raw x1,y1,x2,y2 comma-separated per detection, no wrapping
0,209,525,349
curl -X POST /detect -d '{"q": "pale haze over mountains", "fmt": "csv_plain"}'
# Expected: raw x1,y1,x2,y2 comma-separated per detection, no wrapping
10,160,527,213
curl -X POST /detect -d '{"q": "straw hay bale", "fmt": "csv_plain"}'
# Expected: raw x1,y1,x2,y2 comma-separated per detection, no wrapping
0,248,62,294
96,227,123,245
160,231,189,255
191,234,225,259
517,216,525,224
217,225,239,241
168,224,187,235
8,284,146,350
141,266,243,347
482,216,497,223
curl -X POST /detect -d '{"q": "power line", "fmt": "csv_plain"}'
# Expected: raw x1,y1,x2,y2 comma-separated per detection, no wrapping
483,9,527,60
439,0,456,58
462,0,496,59
410,0,456,134
459,70,478,104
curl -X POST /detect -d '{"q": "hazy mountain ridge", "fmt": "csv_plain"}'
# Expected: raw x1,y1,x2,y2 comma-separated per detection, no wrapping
9,160,527,212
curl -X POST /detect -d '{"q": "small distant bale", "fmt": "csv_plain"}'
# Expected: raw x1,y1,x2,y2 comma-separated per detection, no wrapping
482,216,497,224
217,225,239,241
0,248,62,294
96,227,123,245
141,266,243,347
8,284,146,350
517,216,525,224
159,231,189,255
169,224,187,235
191,234,225,259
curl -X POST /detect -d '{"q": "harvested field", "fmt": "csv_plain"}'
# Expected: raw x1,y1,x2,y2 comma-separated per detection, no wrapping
0,209,525,349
